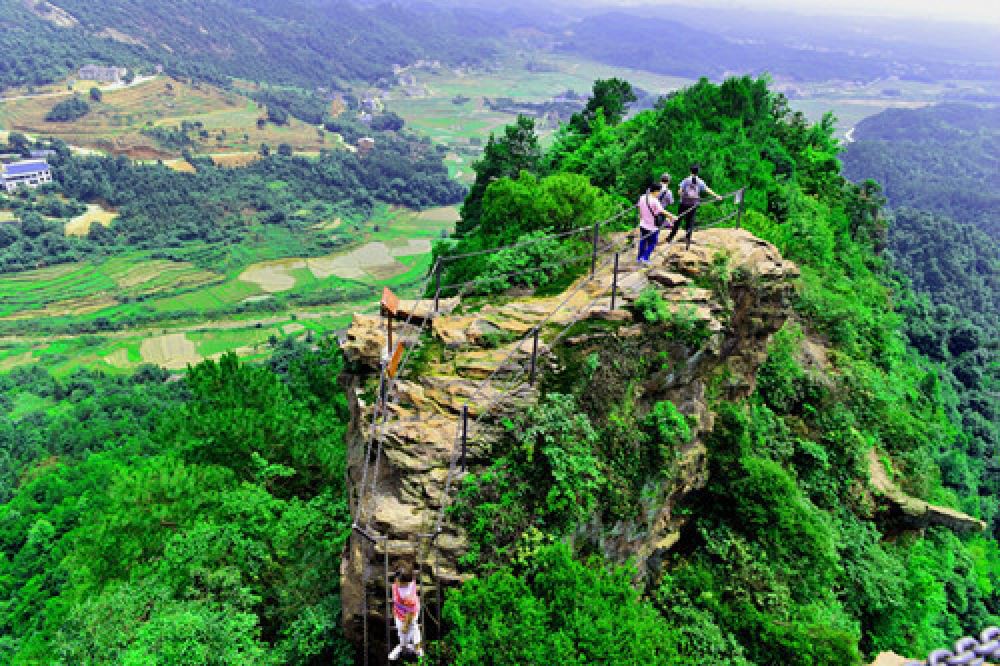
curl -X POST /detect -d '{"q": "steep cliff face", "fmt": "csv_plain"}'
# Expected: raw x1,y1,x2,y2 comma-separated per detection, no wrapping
338,227,988,662
557,230,802,576
338,228,801,655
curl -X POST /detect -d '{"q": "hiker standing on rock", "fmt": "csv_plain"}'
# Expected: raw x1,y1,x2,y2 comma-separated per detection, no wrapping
667,164,722,249
636,182,677,265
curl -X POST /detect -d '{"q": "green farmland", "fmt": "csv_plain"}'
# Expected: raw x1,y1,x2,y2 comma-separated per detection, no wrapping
0,206,457,375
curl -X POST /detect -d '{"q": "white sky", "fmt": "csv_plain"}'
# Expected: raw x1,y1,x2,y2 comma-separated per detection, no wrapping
591,0,1000,25
747,0,999,24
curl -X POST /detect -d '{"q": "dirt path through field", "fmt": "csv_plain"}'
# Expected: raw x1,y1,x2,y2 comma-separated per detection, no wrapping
0,303,367,348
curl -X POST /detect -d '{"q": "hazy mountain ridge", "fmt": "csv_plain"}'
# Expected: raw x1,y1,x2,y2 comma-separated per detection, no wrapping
1,0,497,90
553,10,998,82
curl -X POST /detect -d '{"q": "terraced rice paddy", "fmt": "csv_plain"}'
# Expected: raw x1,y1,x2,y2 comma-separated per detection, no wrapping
0,206,458,374
0,259,223,320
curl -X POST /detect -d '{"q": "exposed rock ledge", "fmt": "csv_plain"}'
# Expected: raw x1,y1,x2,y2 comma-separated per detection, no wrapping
870,652,997,666
339,228,802,661
868,449,986,533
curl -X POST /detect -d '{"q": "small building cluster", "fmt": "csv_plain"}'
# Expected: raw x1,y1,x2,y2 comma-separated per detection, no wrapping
77,65,127,83
1,160,53,193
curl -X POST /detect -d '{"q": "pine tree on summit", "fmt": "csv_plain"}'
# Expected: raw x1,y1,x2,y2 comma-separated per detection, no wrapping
570,77,637,134
458,115,541,235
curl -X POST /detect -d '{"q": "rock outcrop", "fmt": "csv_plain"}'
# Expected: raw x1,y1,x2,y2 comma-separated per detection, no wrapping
339,228,801,661
867,449,986,533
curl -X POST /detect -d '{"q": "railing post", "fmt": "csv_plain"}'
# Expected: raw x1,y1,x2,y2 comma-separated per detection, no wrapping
529,327,540,386
736,187,746,229
460,405,468,472
386,311,393,355
378,359,387,411
590,221,600,277
611,252,619,311
433,262,443,312
384,539,391,658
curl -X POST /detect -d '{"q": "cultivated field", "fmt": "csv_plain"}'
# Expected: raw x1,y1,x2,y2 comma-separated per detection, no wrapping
64,203,118,236
0,205,458,374
0,76,337,158
385,54,694,182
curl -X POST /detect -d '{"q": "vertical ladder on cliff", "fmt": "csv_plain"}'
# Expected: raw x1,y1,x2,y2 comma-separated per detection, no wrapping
355,527,443,664
383,534,444,663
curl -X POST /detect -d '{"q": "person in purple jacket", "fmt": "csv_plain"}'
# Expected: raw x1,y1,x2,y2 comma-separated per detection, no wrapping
636,182,677,264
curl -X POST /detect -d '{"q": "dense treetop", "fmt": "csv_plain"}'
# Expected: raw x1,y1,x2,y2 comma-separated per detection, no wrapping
0,131,464,273
843,104,999,557
843,103,1000,236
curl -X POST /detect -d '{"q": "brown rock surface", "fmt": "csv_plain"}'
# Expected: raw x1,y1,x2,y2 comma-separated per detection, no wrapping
868,449,986,533
340,227,804,657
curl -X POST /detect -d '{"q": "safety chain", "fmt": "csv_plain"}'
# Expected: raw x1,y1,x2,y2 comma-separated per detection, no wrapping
905,627,1000,665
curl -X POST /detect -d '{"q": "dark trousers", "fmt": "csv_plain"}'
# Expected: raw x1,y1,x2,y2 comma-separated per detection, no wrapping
667,200,698,247
637,227,659,261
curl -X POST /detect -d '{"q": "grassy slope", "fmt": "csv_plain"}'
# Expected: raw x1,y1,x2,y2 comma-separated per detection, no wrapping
0,76,336,158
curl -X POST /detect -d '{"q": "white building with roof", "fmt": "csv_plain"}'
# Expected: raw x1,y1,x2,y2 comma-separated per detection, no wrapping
78,65,126,83
1,160,53,193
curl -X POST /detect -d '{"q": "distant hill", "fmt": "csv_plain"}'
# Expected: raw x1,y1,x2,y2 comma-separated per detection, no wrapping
843,103,1000,236
850,103,1000,142
0,0,496,90
556,11,997,82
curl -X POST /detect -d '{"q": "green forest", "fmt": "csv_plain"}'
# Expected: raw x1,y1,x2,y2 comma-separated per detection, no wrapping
0,131,463,273
0,41,1000,666
0,340,356,663
843,102,1000,559
843,103,1000,235
436,77,1000,663
2,75,999,665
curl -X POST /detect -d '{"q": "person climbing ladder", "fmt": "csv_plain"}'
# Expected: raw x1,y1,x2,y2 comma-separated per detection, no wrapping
667,164,722,249
388,562,423,661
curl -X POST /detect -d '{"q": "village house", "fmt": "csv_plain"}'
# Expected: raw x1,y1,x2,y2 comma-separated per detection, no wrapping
1,160,53,193
77,65,127,83
360,95,384,114
357,137,376,154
